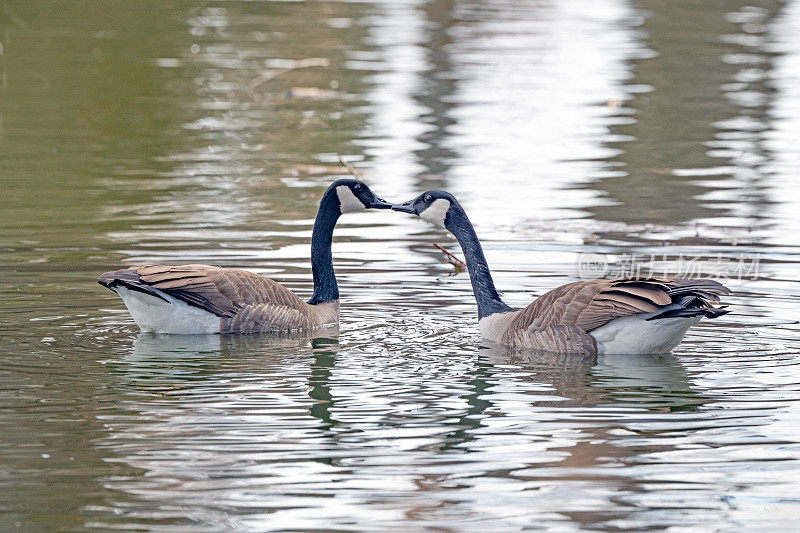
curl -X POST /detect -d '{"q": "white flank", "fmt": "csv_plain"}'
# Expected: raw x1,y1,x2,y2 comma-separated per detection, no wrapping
114,287,221,334
336,185,366,213
590,314,701,355
419,198,451,227
479,312,513,342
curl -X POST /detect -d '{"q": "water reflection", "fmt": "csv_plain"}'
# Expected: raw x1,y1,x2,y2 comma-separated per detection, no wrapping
3,0,800,530
307,338,340,445
765,0,800,247
97,338,725,530
430,0,645,230
98,1,375,266
411,0,458,188
594,0,743,226
482,344,702,412
587,1,779,236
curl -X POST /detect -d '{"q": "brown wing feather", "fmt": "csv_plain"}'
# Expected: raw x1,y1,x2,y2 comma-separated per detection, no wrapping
665,278,730,303
609,284,672,306
505,325,597,356
221,303,314,334
128,264,310,318
508,277,730,335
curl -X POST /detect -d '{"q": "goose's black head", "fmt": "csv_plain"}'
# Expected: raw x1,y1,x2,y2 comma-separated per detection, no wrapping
327,179,391,214
391,190,460,228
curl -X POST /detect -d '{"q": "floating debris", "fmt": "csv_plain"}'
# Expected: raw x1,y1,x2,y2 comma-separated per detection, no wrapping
338,155,363,180
285,87,338,100
247,57,330,90
284,164,347,176
434,243,466,273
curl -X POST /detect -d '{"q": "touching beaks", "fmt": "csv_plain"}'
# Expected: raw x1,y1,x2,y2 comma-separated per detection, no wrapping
369,196,393,209
390,201,416,214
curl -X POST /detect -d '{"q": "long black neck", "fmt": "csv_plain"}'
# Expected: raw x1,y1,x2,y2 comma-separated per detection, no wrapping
445,205,514,319
308,189,341,305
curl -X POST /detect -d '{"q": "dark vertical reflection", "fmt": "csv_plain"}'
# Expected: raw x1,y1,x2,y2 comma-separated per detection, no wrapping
308,339,339,431
412,0,458,189
307,337,340,466
588,0,780,227
442,358,494,451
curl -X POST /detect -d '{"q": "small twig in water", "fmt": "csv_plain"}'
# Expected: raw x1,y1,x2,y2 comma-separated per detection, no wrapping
247,57,330,90
338,155,364,182
433,243,466,272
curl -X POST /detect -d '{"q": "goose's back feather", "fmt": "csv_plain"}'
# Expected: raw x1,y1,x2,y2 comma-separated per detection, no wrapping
99,264,337,333
508,277,728,334
478,277,731,353
505,325,598,356
133,264,309,317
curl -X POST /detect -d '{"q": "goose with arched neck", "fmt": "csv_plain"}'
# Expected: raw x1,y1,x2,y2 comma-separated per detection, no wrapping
99,179,391,334
392,190,731,355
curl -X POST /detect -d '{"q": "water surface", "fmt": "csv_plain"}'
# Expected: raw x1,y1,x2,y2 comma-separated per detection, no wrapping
2,0,800,530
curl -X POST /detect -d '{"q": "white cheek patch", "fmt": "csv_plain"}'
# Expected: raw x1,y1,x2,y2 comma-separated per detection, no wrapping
336,185,366,214
419,198,450,227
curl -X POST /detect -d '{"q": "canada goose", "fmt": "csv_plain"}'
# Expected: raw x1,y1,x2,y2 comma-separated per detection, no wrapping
99,179,391,334
392,191,730,355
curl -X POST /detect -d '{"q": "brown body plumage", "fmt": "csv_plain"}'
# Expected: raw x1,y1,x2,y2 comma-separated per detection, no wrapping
98,179,391,334
98,265,338,334
480,277,730,355
391,190,732,355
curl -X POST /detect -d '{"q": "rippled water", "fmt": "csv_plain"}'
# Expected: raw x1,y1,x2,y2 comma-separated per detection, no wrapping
3,0,800,530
